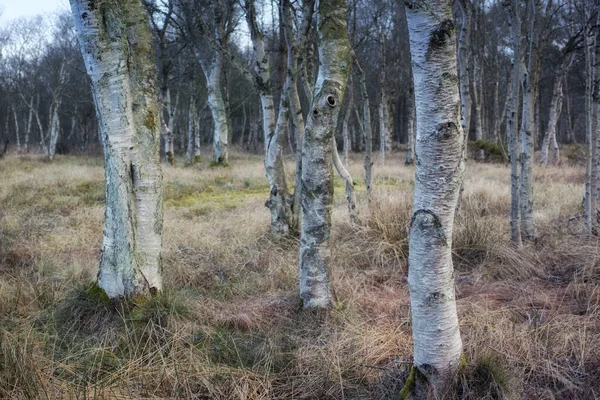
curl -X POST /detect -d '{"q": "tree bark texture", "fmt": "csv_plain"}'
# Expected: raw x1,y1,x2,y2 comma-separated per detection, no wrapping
518,0,537,241
405,0,464,390
354,58,373,196
299,0,351,309
70,0,164,298
504,0,522,247
245,0,293,236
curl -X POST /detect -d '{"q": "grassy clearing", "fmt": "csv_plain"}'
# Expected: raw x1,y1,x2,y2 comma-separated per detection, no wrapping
0,151,599,399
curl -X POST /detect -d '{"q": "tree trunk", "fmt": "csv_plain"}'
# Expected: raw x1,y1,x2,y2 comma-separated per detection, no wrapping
519,0,537,242
70,0,164,298
343,75,353,165
584,10,597,232
541,55,572,166
457,0,472,144
11,104,20,153
355,59,373,196
299,0,351,309
245,0,293,237
406,70,416,165
504,0,523,247
163,89,177,165
48,105,60,161
404,0,464,392
378,30,390,165
203,53,229,166
25,96,33,153
333,137,357,223
186,91,196,165
491,80,500,144
473,54,484,159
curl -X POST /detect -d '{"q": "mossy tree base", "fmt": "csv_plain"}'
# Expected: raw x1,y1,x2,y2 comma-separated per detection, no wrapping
166,152,176,166
398,366,428,400
210,160,229,168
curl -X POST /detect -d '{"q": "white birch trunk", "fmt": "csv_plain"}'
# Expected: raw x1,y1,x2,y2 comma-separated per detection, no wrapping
405,0,464,389
584,13,596,232
203,54,229,166
48,105,60,161
504,0,522,247
378,31,390,165
11,105,20,152
405,73,416,165
333,137,357,223
70,0,164,298
473,55,484,159
541,56,571,166
299,0,351,309
342,76,353,165
25,97,32,153
457,0,471,142
186,92,196,165
245,0,293,236
194,112,201,162
519,0,537,241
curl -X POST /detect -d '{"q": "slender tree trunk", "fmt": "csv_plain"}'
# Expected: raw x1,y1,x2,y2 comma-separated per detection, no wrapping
333,137,357,223
186,92,196,165
11,104,20,153
70,0,164,298
492,80,500,144
519,0,537,242
565,76,576,143
299,0,351,309
473,55,484,159
403,0,464,393
504,0,522,247
24,96,32,153
355,59,373,196
194,112,201,162
457,0,471,146
48,105,60,161
202,53,229,166
405,72,416,165
378,30,390,165
584,12,597,232
163,89,178,165
541,56,572,166
245,0,293,236
343,75,353,165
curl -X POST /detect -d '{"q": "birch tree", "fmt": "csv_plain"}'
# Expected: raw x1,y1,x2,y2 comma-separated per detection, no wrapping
299,0,351,308
503,0,523,247
180,0,235,167
541,37,578,166
402,0,464,394
518,0,538,241
70,0,164,298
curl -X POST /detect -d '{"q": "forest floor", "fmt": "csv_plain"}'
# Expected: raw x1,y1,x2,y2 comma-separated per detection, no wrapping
0,149,599,399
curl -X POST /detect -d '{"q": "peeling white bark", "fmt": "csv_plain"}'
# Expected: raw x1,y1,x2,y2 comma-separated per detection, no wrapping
299,0,351,309
245,0,293,236
541,55,572,166
204,55,230,165
333,138,357,223
70,0,164,298
405,0,464,388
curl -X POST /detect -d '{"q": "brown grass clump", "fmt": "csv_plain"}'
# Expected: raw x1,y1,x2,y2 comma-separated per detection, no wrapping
0,152,599,398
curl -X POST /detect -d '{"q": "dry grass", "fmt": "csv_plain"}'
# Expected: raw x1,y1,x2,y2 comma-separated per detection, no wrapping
0,150,599,399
